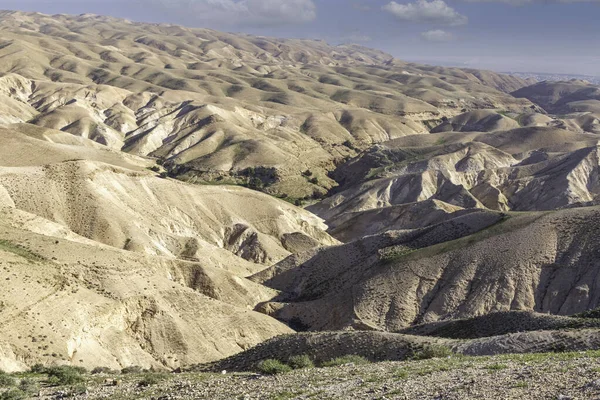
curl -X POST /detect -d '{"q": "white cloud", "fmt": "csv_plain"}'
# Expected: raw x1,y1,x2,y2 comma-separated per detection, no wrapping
383,0,468,26
421,29,454,41
153,0,316,26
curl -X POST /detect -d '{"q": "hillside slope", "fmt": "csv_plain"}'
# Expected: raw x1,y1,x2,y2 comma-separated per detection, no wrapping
253,207,600,331
0,11,538,199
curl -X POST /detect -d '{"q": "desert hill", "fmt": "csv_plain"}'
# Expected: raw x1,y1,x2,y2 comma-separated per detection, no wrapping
200,326,600,372
1,10,600,376
0,10,539,199
511,80,600,136
307,125,600,235
512,79,600,114
0,114,335,371
0,207,294,372
253,207,600,331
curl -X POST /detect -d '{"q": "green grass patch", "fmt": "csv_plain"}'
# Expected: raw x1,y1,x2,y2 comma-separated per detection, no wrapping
486,363,508,371
138,373,169,387
321,355,370,367
0,240,46,262
410,344,453,360
257,359,292,375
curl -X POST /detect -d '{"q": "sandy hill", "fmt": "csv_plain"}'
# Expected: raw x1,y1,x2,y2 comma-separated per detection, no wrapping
430,110,520,133
307,125,600,234
0,117,336,372
512,80,600,114
252,207,600,332
0,10,538,199
510,80,600,136
0,207,294,372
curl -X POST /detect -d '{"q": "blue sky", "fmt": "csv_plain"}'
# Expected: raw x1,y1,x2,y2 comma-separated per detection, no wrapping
1,0,599,75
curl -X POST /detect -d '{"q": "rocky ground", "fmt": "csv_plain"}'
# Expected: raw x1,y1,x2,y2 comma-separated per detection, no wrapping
1,351,598,399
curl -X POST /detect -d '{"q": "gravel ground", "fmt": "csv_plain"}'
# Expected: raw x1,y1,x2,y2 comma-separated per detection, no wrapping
20,351,600,399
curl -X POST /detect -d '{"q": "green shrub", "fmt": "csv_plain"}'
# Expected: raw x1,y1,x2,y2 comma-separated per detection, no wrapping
28,364,46,374
18,378,37,395
137,373,169,387
0,389,27,400
44,365,86,375
257,359,291,375
411,344,453,360
486,363,508,371
91,367,115,375
321,355,369,367
45,366,85,386
68,384,88,396
121,366,144,374
0,372,16,387
287,355,314,370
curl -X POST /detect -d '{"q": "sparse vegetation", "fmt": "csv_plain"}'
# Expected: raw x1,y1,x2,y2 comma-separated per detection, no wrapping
287,355,314,370
321,355,370,367
45,366,86,386
91,367,115,375
486,363,508,371
0,371,16,387
17,378,38,395
0,389,27,400
68,384,88,396
410,344,453,360
28,364,46,374
138,373,169,387
257,359,292,375
0,240,45,262
121,366,144,374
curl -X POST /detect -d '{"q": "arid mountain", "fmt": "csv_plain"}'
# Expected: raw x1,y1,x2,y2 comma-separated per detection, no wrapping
253,207,600,332
309,125,600,233
512,79,600,114
511,80,600,135
2,10,600,375
0,120,333,371
0,10,538,200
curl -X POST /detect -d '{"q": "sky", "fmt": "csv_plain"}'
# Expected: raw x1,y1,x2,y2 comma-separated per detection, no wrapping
1,0,599,76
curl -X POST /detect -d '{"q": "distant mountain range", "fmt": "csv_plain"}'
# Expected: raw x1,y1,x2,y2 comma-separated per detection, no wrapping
506,71,600,85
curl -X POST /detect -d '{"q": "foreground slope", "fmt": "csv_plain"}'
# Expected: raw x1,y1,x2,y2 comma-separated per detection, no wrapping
12,351,600,399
